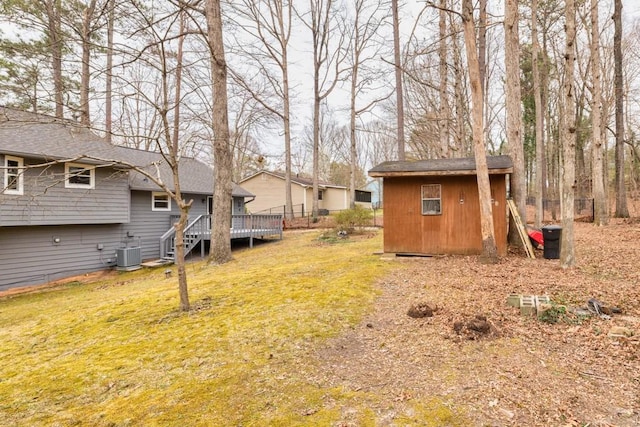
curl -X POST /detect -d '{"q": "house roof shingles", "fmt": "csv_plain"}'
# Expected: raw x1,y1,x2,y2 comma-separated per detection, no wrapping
368,155,513,177
0,106,117,162
0,106,252,197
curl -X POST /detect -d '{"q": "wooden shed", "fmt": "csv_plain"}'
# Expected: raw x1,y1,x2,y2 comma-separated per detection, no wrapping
368,155,513,256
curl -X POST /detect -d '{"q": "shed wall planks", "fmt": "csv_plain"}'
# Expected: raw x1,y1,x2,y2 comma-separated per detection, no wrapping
383,175,508,256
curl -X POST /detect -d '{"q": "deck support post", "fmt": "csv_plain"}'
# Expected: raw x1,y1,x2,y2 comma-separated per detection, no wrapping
249,214,254,248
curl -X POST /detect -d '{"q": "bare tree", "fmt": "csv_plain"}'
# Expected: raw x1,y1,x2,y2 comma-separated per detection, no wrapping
613,0,629,217
105,0,115,142
560,0,576,268
438,0,451,158
71,0,100,126
45,0,65,118
478,0,487,131
531,0,545,228
206,0,234,264
462,0,498,261
299,0,348,219
391,0,405,160
347,0,388,208
231,0,295,220
590,0,607,226
505,0,526,245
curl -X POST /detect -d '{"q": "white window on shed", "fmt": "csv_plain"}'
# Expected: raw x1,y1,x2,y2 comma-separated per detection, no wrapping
65,162,95,189
421,184,441,215
152,192,171,211
4,155,24,195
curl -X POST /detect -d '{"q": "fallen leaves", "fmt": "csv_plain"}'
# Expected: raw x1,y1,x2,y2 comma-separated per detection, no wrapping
316,219,640,426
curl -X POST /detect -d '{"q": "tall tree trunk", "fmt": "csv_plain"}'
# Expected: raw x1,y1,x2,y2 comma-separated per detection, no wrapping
462,0,498,261
312,69,320,219
206,0,234,264
391,0,405,160
277,0,294,222
283,66,294,221
613,0,628,217
80,0,97,126
438,0,450,158
173,11,185,146
452,26,466,156
172,13,190,311
505,0,525,245
532,0,545,228
590,0,607,226
46,0,64,118
349,35,358,209
105,0,114,142
560,0,576,268
478,0,488,145
310,0,322,220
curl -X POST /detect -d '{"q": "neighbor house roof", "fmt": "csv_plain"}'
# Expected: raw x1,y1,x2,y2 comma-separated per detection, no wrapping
0,106,252,197
241,170,347,189
368,155,513,177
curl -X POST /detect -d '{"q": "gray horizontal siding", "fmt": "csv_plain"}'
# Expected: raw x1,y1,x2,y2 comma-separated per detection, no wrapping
0,224,127,290
126,190,209,260
0,156,129,226
0,191,238,290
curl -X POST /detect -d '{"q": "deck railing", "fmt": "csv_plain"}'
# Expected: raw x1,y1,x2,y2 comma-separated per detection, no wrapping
161,213,283,259
160,215,208,259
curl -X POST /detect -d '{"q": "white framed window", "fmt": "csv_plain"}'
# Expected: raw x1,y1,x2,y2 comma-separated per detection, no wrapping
65,162,95,189
4,155,24,195
152,192,171,211
421,184,441,215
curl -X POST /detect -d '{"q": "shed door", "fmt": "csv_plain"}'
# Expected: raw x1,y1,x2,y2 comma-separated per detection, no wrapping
383,178,423,253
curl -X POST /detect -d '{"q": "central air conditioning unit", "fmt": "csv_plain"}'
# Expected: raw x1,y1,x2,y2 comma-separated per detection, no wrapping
116,246,142,271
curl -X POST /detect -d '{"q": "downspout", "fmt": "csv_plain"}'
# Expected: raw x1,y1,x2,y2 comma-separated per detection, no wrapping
243,196,255,208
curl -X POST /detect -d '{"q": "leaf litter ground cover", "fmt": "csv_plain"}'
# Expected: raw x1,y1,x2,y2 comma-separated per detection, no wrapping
315,220,639,426
0,223,638,426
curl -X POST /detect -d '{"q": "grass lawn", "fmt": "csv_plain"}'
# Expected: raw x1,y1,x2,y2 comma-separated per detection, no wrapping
0,231,431,426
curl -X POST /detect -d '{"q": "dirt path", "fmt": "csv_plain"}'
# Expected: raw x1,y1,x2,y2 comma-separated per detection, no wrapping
315,221,640,426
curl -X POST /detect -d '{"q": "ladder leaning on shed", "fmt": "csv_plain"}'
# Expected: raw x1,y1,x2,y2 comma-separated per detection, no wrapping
507,199,536,259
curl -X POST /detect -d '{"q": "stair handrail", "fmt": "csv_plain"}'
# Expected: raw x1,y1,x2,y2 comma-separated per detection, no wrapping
160,214,206,259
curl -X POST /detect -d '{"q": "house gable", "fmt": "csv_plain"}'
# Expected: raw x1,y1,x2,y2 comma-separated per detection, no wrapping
241,170,363,214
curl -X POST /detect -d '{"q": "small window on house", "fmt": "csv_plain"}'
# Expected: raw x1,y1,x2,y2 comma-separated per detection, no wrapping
421,184,441,215
152,192,171,211
4,155,24,195
65,163,95,189
318,190,324,201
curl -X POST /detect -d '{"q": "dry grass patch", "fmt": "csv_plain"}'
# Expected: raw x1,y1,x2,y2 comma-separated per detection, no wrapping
0,231,403,426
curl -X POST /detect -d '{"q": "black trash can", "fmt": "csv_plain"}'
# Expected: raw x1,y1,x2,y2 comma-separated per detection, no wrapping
542,225,562,259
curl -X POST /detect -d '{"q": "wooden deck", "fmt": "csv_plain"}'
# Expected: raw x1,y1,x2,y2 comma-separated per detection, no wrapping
161,214,283,260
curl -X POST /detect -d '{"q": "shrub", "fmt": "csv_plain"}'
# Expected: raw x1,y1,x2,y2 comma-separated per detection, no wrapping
334,206,373,232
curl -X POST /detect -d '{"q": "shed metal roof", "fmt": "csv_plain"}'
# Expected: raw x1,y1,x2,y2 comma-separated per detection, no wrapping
368,155,513,177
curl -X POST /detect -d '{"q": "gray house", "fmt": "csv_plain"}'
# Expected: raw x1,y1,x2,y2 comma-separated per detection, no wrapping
0,107,281,290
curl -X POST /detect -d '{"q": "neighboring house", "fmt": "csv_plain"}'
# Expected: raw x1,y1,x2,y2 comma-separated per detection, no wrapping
368,156,513,256
365,179,383,209
0,107,279,290
239,170,372,216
